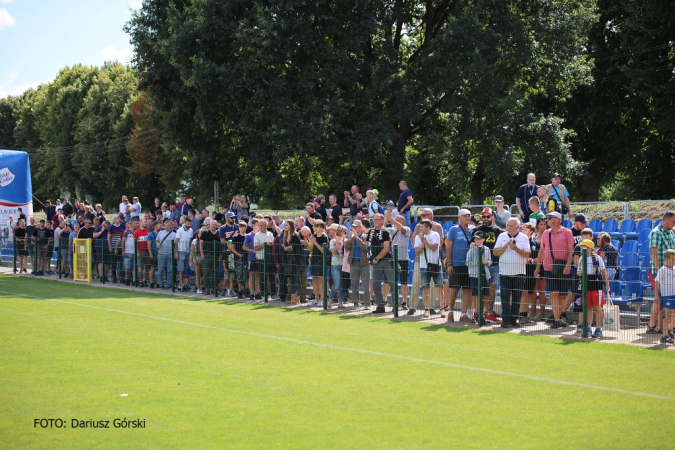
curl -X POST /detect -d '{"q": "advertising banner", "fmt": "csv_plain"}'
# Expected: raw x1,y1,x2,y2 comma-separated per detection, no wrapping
0,150,33,231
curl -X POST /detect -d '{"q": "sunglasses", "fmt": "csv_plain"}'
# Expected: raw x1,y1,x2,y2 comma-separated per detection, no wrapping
481,216,491,219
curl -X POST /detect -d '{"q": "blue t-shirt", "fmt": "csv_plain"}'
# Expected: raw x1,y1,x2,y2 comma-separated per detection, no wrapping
348,195,360,216
548,184,569,202
447,224,474,266
147,230,158,254
352,234,363,261
218,224,239,241
244,232,256,261
516,183,538,218
398,189,412,212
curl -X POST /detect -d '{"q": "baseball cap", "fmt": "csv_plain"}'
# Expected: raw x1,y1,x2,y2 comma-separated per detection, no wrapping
458,208,471,216
546,211,562,220
494,195,504,202
481,207,493,216
372,189,379,196
552,172,561,178
327,223,339,231
386,200,394,206
574,213,587,224
580,239,595,249
225,211,236,218
473,231,485,240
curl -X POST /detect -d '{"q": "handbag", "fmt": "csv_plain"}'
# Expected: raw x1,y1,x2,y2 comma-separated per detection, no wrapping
548,231,567,277
423,244,440,274
602,295,621,331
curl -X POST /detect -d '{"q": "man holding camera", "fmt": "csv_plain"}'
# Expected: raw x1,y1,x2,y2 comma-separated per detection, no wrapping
493,218,530,327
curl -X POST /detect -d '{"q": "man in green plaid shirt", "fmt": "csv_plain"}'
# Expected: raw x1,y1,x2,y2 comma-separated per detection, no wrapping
648,212,675,332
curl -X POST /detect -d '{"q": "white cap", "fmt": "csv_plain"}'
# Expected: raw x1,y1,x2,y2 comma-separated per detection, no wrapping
458,208,472,216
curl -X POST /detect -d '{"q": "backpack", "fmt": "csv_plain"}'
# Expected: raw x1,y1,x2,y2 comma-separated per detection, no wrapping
377,202,384,214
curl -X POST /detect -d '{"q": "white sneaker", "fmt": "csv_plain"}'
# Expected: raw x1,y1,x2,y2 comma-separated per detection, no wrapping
196,289,204,294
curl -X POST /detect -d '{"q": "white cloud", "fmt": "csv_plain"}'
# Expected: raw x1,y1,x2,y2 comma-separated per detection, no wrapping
0,7,16,29
0,73,49,98
0,1,15,4
129,0,143,10
101,45,134,64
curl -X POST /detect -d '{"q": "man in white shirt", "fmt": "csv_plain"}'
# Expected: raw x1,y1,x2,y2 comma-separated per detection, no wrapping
174,217,194,291
130,197,142,220
254,219,275,297
414,219,441,317
493,218,531,327
119,196,130,222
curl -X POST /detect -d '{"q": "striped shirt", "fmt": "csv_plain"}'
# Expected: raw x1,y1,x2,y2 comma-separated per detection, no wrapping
649,225,675,276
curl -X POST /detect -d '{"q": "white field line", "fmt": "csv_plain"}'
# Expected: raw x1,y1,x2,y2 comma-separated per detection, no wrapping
1,289,673,402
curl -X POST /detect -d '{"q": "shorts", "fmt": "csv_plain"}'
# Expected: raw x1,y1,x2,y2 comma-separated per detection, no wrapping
450,265,470,289
661,295,675,310
606,267,616,280
397,260,409,285
137,253,150,269
92,247,101,263
544,270,571,294
222,261,235,280
310,262,323,277
488,265,500,286
123,254,134,271
236,259,249,284
250,260,263,273
570,275,581,295
420,266,442,288
586,290,603,307
176,251,190,272
39,246,51,258
470,276,490,297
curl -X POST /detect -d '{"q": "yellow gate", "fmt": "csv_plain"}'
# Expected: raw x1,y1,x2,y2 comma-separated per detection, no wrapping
73,238,92,282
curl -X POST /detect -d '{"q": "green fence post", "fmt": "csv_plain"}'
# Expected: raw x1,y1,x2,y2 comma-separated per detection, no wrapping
393,245,399,318
133,239,139,287
101,243,105,284
478,246,484,327
13,235,17,274
582,247,588,338
171,240,176,293
213,241,218,297
263,242,269,303
56,239,61,279
33,236,37,276
322,242,328,310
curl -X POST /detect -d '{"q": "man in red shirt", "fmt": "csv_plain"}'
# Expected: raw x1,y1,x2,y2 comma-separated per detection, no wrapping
534,211,574,329
133,218,152,287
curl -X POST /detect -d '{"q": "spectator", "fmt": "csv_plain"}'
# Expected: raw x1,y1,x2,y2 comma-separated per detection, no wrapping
169,202,181,223
229,222,250,298
648,211,675,333
655,249,675,344
298,226,312,303
254,218,274,298
385,212,411,309
243,219,260,300
188,209,200,234
26,217,36,272
107,215,126,283
445,209,475,322
44,200,56,222
414,219,442,317
528,196,545,224
411,208,444,242
150,197,161,215
200,220,220,295
133,218,151,287
156,220,176,289
61,198,74,218
562,213,589,320
59,221,71,277
119,196,131,222
537,186,549,213
493,218,530,327
367,213,394,314
597,233,618,280
366,190,382,225
327,194,344,225
397,181,414,227
55,199,63,214
345,220,369,309
515,173,538,222
385,200,398,220
546,173,573,220
181,197,193,217
176,194,187,213
519,222,541,321
146,221,160,288
190,228,203,294
175,217,194,292
308,220,328,306
313,196,327,221
576,239,609,338
466,231,491,320
344,185,365,224
328,224,346,308
14,218,28,273
534,211,574,329
279,220,301,305
304,202,322,233
93,219,110,282
493,195,511,229
233,195,250,221
472,208,503,323
219,212,239,296
120,219,139,285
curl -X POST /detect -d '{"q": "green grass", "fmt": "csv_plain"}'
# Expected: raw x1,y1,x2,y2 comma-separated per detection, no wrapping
1,276,674,449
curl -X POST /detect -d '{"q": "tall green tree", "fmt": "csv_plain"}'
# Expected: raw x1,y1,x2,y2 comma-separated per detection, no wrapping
127,0,596,205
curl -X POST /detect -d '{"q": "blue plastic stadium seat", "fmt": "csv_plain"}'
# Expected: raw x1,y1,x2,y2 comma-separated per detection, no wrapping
609,280,623,298
603,219,618,233
654,219,663,228
620,240,638,255
588,219,602,233
620,266,641,282
442,221,452,234
609,219,635,239
6,242,13,250
610,240,621,251
410,221,419,232
622,252,639,268
562,219,573,229
638,228,650,243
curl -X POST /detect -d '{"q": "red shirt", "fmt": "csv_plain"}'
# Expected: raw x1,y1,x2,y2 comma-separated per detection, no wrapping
539,227,574,271
133,228,151,252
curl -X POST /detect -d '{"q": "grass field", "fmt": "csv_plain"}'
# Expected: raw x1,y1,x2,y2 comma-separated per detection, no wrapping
1,275,674,449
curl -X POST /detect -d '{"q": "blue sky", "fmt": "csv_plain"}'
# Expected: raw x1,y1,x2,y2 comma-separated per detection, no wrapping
0,0,141,98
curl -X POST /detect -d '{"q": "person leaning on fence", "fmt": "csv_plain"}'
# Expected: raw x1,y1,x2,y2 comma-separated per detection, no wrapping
534,211,574,329
345,220,370,309
385,212,411,309
279,220,301,305
107,215,125,283
568,226,594,327
654,249,675,344
445,209,475,323
647,211,675,334
575,239,609,338
228,221,250,298
494,218,530,327
200,220,220,295
414,219,442,317
472,208,503,322
121,219,139,285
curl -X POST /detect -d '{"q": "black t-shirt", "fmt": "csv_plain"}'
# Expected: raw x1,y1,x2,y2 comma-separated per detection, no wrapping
231,234,246,260
14,227,26,242
201,230,220,254
312,234,328,261
77,227,95,239
214,212,225,222
45,205,56,222
316,205,327,221
472,225,503,264
571,228,584,257
368,227,392,260
305,212,322,233
329,205,343,224
33,227,53,245
529,237,541,261
61,203,74,217
150,205,161,215
267,227,278,238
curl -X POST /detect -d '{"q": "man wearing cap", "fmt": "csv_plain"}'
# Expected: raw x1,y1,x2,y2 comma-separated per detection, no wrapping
445,209,475,322
472,208,504,322
534,211,575,329
385,200,399,220
493,195,511,229
398,181,414,227
494,218,531,327
516,173,538,222
345,220,371,309
313,196,327,221
546,173,573,220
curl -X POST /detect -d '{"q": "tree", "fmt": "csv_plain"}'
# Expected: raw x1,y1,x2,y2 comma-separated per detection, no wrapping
127,0,596,205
